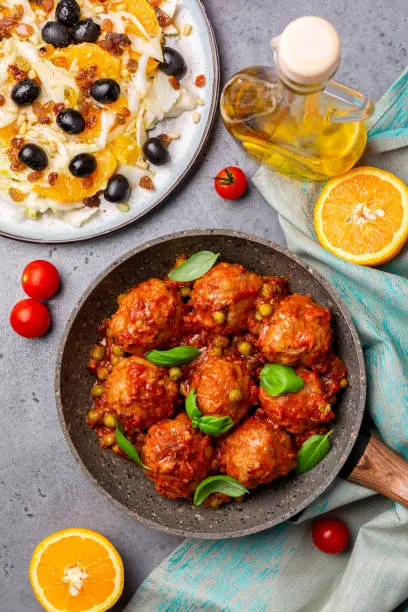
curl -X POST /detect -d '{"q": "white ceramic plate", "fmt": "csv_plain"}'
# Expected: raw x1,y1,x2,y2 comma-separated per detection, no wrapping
0,0,219,243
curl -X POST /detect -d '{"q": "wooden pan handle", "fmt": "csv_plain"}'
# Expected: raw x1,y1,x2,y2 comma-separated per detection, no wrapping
346,434,408,507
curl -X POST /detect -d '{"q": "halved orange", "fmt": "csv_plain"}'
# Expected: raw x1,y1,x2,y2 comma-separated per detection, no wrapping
34,149,117,203
314,167,408,266
29,527,124,612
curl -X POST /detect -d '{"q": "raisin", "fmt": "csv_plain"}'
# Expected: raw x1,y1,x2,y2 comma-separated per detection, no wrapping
48,171,58,185
195,74,206,88
139,176,154,190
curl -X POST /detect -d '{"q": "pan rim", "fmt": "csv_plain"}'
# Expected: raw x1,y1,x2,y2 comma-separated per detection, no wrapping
55,229,366,539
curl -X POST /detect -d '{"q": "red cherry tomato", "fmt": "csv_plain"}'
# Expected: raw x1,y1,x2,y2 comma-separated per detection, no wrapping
214,166,247,200
312,517,350,554
22,260,60,300
10,299,51,338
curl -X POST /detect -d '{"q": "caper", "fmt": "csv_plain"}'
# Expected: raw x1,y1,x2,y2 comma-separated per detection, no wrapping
169,366,182,381
97,366,109,380
111,356,120,366
112,345,125,356
254,310,263,322
214,335,230,348
229,389,243,402
101,432,116,447
213,311,226,325
103,413,117,428
238,341,252,356
87,409,101,424
91,384,104,397
259,303,273,317
91,343,105,360
180,286,191,298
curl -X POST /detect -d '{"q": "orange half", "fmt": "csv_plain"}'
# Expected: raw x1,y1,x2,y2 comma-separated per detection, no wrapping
118,0,160,37
29,528,124,612
314,166,408,266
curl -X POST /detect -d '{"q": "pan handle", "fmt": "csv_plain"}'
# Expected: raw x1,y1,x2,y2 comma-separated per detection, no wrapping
341,433,408,508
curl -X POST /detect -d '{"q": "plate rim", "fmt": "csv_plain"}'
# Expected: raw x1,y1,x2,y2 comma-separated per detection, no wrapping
55,229,366,539
0,0,220,245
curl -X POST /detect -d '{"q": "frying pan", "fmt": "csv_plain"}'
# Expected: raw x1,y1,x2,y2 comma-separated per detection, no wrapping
56,230,408,539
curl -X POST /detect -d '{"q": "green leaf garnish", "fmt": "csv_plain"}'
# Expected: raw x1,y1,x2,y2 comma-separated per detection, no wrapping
168,251,219,282
185,390,234,435
194,475,249,506
144,346,200,367
260,364,304,397
115,424,150,470
296,430,333,474
186,388,202,423
198,415,234,436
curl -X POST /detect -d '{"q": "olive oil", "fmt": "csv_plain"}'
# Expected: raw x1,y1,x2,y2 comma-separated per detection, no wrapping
220,18,374,181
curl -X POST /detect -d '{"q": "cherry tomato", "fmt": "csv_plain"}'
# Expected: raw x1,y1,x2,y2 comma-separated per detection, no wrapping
22,260,60,300
214,166,247,200
312,517,350,554
10,299,51,338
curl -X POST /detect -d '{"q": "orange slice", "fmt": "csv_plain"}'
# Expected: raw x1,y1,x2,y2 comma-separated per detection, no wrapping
29,527,124,612
51,43,122,81
111,133,141,164
34,149,117,203
117,0,160,37
0,122,18,145
315,167,408,266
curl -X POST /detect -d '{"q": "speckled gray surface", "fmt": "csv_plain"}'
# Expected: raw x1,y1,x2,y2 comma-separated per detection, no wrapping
1,0,406,609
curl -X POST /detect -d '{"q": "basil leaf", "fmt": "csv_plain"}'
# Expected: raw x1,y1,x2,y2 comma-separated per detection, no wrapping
115,424,150,470
168,251,220,282
194,475,249,506
186,388,202,422
144,346,200,366
296,430,333,474
198,415,234,436
260,364,304,397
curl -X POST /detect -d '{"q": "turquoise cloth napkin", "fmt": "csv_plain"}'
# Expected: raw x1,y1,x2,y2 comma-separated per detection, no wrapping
126,70,408,612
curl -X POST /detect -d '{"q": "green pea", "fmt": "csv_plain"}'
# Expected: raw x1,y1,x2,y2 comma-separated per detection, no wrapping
169,366,182,381
229,389,243,402
91,344,105,360
87,409,101,424
112,345,125,357
238,341,252,355
91,384,104,397
259,303,273,317
103,414,117,428
213,311,226,325
97,366,109,381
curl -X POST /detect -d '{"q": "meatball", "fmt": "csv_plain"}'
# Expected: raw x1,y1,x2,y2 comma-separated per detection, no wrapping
187,262,262,334
259,367,333,433
218,414,296,488
104,356,178,430
142,413,214,499
258,294,332,368
109,278,184,354
190,356,258,425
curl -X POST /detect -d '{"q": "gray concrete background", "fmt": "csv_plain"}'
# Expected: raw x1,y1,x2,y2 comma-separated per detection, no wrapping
1,0,406,609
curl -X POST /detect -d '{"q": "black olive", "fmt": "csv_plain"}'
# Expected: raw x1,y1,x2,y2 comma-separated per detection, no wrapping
142,137,169,166
18,144,48,171
56,109,86,134
41,21,70,47
72,18,101,43
90,79,121,104
69,153,97,177
104,174,131,203
159,47,187,77
55,0,80,27
11,79,41,106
